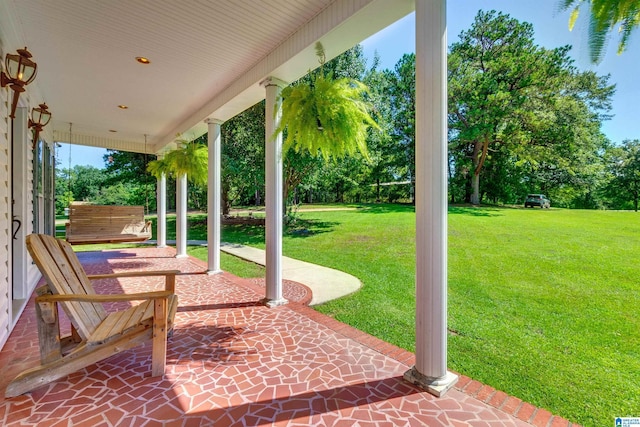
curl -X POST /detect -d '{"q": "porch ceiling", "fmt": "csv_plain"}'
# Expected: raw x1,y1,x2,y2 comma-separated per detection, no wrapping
0,0,413,155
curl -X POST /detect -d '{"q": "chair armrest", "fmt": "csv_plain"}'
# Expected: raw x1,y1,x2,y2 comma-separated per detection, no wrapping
36,290,172,303
142,221,152,232
87,270,179,280
87,270,178,292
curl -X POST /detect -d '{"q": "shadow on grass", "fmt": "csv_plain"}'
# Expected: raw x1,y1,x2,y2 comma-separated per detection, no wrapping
285,218,340,239
219,218,340,244
223,224,266,246
356,203,415,214
448,206,504,217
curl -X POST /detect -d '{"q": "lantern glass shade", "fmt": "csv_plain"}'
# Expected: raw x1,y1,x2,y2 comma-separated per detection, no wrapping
5,48,37,86
31,103,51,128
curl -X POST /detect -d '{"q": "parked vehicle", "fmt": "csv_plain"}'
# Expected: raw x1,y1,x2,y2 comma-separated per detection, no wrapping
524,194,550,208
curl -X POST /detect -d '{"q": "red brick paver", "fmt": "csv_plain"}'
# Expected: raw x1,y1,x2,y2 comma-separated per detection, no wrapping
0,246,579,426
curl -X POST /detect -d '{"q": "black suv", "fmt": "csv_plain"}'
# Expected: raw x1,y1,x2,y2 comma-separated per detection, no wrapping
524,194,550,208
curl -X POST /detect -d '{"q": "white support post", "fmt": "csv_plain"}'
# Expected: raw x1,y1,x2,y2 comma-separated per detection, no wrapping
176,173,188,258
157,173,167,248
404,0,458,397
261,76,288,307
206,118,223,274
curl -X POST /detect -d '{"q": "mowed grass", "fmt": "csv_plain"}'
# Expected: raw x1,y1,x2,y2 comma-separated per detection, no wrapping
216,205,637,426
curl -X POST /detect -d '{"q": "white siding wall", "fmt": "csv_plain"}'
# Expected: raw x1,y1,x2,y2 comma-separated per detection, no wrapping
0,65,43,349
0,83,10,349
26,136,39,287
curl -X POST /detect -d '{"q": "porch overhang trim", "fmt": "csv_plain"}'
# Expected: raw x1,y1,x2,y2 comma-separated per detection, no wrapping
153,0,414,153
53,130,154,154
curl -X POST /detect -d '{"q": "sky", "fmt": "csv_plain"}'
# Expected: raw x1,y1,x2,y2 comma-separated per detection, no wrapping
360,0,639,145
60,0,638,169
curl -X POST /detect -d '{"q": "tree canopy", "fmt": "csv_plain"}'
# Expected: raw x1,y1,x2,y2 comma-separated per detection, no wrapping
59,12,634,213
448,10,614,205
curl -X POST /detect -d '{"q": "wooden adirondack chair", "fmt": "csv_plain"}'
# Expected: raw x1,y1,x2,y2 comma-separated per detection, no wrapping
5,234,179,397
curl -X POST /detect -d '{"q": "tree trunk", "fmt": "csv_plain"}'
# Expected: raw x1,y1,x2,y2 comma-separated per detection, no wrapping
470,138,490,205
221,186,230,215
470,172,480,205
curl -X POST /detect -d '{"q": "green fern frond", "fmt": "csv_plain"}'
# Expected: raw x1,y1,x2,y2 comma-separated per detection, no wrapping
276,74,380,161
149,138,208,186
147,157,173,180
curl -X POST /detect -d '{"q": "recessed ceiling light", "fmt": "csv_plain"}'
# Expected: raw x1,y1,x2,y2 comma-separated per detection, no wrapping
118,105,128,109
136,56,150,64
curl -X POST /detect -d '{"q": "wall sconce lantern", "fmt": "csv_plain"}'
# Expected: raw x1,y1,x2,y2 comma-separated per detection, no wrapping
29,103,51,147
1,47,38,119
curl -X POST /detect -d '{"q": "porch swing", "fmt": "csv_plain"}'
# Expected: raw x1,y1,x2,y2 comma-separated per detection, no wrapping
64,127,153,245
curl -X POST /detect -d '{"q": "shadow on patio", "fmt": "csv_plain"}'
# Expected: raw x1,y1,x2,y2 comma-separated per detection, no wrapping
0,246,576,426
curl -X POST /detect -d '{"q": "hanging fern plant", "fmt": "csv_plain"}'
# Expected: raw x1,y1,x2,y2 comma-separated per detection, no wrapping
276,42,380,160
147,138,208,186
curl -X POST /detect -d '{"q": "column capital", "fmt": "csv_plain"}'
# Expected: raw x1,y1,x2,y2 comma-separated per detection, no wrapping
205,118,224,125
260,76,288,88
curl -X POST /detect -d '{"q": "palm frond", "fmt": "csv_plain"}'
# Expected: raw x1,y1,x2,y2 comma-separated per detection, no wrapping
561,0,640,62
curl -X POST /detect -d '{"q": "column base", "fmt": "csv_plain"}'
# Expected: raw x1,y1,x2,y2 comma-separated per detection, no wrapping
207,269,222,275
157,244,167,248
261,297,288,308
175,254,189,259
403,367,458,397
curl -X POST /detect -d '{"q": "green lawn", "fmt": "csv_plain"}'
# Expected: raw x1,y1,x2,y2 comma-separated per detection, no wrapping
217,205,637,426
68,205,638,425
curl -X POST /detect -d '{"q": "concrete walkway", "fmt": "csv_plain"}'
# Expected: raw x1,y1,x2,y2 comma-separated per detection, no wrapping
153,240,362,306
220,243,361,306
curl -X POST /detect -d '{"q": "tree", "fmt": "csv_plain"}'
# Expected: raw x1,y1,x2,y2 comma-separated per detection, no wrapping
604,139,640,210
55,167,74,214
221,101,266,213
364,56,403,202
69,165,106,201
55,165,109,213
562,0,640,62
386,54,417,202
511,69,613,207
104,150,156,212
448,10,588,205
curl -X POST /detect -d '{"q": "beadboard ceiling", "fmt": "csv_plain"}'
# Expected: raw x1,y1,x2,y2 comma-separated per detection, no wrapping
0,0,413,154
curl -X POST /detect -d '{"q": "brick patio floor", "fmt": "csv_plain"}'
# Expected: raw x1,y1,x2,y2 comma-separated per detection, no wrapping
0,246,579,426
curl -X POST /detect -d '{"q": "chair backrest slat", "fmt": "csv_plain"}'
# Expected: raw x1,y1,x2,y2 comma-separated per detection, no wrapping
26,234,107,339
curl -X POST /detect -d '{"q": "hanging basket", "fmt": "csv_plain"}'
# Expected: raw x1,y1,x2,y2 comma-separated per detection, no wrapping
147,138,208,186
276,43,379,160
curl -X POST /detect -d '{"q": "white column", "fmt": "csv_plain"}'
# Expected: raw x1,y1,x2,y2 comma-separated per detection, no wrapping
261,76,288,307
404,0,458,397
206,118,223,274
175,173,188,258
157,173,167,248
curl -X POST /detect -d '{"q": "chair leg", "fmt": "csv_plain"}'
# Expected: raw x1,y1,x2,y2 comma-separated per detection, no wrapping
35,288,62,365
5,329,152,398
151,298,168,377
